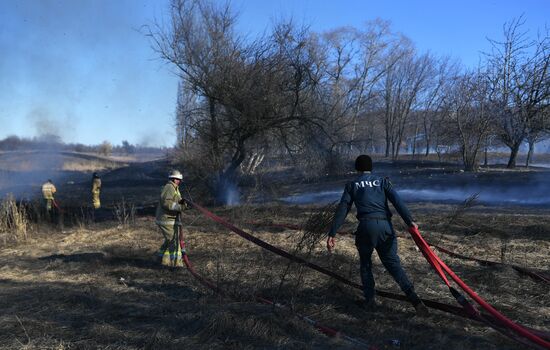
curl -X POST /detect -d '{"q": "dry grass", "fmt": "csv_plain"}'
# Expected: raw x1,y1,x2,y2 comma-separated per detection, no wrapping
0,204,548,349
0,151,129,172
0,160,36,172
61,160,123,172
0,195,29,245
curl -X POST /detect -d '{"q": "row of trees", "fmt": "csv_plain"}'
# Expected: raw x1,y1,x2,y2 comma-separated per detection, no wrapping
152,0,549,179
0,135,147,156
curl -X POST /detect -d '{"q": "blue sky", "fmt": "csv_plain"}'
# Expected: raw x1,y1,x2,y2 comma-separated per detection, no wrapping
0,0,548,147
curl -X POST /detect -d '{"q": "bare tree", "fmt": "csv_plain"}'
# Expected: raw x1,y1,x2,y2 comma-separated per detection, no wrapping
485,17,550,168
418,57,459,156
281,20,408,174
149,0,328,200
343,20,396,156
523,32,550,166
379,40,435,159
444,72,495,171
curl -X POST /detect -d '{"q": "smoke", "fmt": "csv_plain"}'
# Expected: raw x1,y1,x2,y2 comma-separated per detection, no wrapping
137,132,167,148
25,107,79,144
0,106,80,200
282,187,550,207
280,172,550,207
399,188,550,206
29,108,61,138
281,190,341,205
0,154,69,201
215,177,240,206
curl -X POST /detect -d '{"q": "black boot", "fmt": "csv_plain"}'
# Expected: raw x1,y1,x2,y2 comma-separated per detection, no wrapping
405,287,429,316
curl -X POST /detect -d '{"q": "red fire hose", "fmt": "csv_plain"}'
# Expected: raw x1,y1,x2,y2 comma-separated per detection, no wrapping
52,199,64,214
408,226,550,349
186,201,550,349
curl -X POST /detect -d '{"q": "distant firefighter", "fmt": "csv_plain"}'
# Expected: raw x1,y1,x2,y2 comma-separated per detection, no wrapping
91,172,102,209
41,179,57,213
155,170,188,267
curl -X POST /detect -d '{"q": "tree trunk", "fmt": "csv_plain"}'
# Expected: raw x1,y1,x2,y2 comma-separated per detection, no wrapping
412,124,419,158
461,144,477,172
525,140,535,167
463,153,477,172
242,151,265,175
208,97,221,167
369,128,375,153
506,142,521,169
394,142,400,159
216,142,247,206
425,138,430,157
223,147,246,181
464,161,476,172
391,141,397,160
423,116,431,157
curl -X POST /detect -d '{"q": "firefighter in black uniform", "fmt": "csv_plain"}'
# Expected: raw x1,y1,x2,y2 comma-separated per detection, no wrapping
327,155,429,315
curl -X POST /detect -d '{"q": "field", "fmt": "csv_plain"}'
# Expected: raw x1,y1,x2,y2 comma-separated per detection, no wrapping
0,152,549,349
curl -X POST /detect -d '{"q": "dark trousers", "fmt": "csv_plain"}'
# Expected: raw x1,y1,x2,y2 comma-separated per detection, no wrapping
355,219,415,302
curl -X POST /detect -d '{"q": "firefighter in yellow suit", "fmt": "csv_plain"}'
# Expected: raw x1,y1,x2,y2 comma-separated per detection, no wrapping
91,173,101,209
155,170,188,267
41,179,57,213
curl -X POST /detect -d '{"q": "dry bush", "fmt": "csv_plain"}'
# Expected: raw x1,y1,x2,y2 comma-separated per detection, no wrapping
445,192,479,227
113,198,136,227
0,195,29,245
428,193,480,245
275,203,337,303
301,203,338,245
98,140,113,156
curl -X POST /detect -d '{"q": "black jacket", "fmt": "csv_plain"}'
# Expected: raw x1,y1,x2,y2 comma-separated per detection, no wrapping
329,173,414,237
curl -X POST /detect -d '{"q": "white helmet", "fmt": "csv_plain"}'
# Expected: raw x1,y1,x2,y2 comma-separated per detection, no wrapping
168,170,183,180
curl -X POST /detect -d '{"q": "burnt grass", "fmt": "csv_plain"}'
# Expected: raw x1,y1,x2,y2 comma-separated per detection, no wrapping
0,158,549,349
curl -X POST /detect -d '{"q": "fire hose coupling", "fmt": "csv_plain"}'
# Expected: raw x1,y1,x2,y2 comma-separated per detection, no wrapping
449,287,480,317
449,286,464,301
